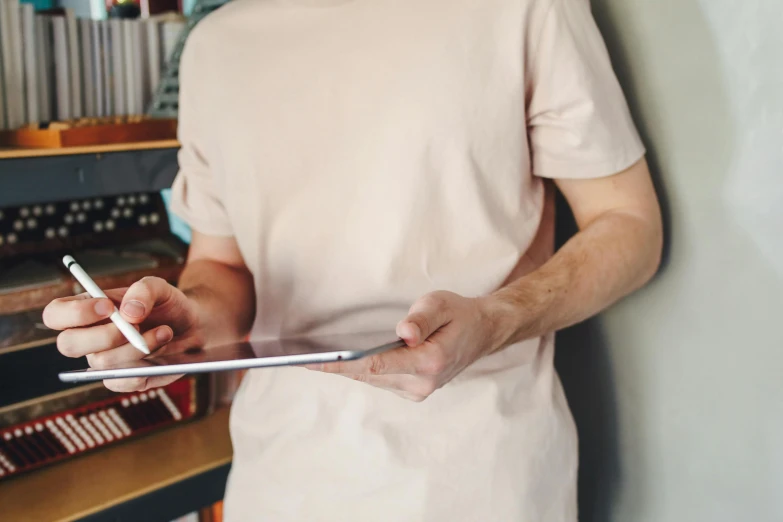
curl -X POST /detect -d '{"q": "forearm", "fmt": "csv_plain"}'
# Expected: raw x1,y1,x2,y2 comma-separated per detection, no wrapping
178,259,256,346
487,209,663,350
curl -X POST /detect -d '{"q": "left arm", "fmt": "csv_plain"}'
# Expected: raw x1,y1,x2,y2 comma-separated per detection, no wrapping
487,157,663,350
312,158,663,402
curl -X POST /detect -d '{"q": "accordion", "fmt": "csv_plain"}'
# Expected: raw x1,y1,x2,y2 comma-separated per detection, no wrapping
0,191,216,481
0,376,212,481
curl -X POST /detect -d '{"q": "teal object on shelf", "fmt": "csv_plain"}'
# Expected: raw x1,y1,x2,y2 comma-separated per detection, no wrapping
161,189,192,244
21,0,54,9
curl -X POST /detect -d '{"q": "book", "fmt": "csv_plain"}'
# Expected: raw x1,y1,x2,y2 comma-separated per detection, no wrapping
64,8,82,118
20,3,38,125
0,0,25,129
100,19,113,116
51,16,71,121
80,18,96,118
145,20,161,111
90,20,105,118
35,15,53,122
109,19,125,117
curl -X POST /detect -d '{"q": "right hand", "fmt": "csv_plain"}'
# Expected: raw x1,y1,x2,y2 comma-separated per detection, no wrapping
42,276,203,393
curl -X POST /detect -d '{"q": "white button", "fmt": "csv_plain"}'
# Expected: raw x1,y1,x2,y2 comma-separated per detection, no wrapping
94,221,104,232
70,202,79,212
64,214,74,224
33,205,42,216
82,201,92,210
139,215,148,226
45,204,56,215
111,208,120,219
13,220,23,231
0,236,4,246
117,196,126,206
26,218,37,229
105,220,115,231
19,207,30,218
149,213,160,224
6,233,17,244
128,195,137,205
139,194,149,204
76,212,86,223
123,208,132,218
94,199,104,209
58,226,69,237
45,228,56,239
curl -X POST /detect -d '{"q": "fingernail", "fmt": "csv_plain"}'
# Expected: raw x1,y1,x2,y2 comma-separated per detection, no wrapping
122,300,145,318
94,300,114,317
156,327,173,344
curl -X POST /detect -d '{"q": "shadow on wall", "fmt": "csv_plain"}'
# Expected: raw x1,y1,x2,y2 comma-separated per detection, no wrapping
553,0,735,520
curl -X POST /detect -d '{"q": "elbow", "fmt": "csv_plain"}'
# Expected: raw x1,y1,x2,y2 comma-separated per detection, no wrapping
639,215,664,286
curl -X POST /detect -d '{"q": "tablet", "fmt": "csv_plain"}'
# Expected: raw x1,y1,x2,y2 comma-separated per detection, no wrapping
58,332,405,383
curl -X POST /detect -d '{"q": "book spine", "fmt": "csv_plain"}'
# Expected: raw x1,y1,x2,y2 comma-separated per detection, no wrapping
51,16,71,121
35,15,53,122
64,8,82,118
80,18,95,118
20,3,38,125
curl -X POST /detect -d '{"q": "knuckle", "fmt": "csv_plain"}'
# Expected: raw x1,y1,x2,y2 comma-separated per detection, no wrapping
422,292,449,312
417,378,438,398
56,331,78,357
417,348,447,376
88,351,107,369
104,378,146,393
368,356,385,375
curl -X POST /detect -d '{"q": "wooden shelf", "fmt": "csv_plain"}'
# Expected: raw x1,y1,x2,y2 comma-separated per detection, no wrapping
0,407,232,522
0,141,180,208
0,140,180,160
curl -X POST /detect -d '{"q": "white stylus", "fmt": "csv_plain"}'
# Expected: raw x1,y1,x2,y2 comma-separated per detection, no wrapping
62,255,150,355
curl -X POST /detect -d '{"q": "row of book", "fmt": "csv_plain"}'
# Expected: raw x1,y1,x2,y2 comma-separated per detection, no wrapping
0,1,186,131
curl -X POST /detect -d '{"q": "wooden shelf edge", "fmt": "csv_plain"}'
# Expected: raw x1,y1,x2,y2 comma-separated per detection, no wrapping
0,407,232,522
0,140,180,160
72,455,233,522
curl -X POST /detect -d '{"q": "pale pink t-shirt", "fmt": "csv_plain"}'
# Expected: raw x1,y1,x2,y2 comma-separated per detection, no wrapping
170,0,645,520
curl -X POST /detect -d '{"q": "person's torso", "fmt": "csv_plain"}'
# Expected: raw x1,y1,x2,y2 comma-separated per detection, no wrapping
190,1,576,520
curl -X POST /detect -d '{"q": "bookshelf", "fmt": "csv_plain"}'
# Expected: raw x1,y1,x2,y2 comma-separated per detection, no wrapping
0,139,180,159
0,140,180,208
0,407,232,522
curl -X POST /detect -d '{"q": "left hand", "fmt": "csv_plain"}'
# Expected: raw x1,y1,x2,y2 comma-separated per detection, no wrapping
308,291,504,402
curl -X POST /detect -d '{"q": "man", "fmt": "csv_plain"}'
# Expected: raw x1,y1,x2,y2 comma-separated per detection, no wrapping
43,0,662,520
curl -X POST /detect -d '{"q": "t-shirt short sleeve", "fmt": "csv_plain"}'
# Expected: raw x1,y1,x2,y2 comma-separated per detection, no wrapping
526,0,646,179
169,31,234,237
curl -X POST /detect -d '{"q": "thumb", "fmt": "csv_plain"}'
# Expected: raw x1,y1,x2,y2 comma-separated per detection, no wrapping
120,277,173,324
396,292,452,346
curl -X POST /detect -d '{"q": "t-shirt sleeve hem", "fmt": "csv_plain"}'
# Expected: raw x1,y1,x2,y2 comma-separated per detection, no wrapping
533,143,647,180
169,198,235,238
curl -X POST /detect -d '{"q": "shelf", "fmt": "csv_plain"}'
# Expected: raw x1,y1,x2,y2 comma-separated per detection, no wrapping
0,140,180,160
0,141,181,208
0,407,233,522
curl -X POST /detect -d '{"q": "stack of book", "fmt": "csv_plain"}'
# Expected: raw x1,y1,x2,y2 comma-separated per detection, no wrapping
0,1,186,131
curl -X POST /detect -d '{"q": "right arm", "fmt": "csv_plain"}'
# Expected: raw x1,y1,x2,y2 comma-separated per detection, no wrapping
42,231,255,392
176,231,255,347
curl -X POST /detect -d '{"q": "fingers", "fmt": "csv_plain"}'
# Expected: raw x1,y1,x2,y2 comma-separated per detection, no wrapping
85,325,173,366
397,292,454,346
43,295,116,330
57,321,129,358
309,343,439,376
119,277,175,324
103,377,148,393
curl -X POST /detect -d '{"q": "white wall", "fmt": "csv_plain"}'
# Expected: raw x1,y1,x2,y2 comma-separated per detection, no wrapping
555,1,783,521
